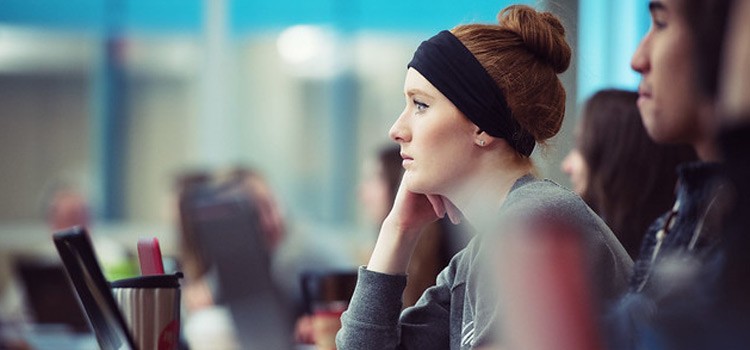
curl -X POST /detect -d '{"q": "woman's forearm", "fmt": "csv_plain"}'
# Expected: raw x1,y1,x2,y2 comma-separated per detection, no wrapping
366,217,423,275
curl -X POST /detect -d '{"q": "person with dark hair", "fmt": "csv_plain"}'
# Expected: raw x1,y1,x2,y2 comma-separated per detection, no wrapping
179,167,357,348
624,0,729,296
638,0,750,347
174,170,213,285
336,5,632,349
359,146,404,230
221,167,287,252
602,0,735,348
562,89,697,258
378,145,407,211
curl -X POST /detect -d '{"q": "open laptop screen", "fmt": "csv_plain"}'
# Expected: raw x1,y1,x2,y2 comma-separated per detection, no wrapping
53,226,136,350
14,256,90,332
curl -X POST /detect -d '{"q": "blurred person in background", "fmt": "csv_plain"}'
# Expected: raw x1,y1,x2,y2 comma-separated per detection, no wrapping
336,5,632,349
179,167,288,348
218,166,349,314
179,168,290,312
173,169,213,290
561,89,697,258
221,167,286,254
359,144,469,308
178,166,356,347
45,182,91,232
0,179,98,349
42,180,137,281
0,178,134,348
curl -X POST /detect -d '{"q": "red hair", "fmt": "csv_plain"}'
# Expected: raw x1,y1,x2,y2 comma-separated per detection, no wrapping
451,5,571,147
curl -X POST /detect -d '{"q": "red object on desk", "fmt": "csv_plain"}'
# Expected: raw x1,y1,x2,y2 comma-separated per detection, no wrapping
137,237,165,275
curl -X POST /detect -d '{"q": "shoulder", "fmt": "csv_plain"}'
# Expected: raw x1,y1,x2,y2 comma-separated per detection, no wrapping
498,178,615,248
502,178,590,218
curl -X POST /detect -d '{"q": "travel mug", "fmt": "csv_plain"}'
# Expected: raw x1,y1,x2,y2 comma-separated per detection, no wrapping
301,270,357,350
111,272,182,350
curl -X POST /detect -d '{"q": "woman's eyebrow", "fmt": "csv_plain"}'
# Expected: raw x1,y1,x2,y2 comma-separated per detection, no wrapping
405,88,430,97
648,1,667,15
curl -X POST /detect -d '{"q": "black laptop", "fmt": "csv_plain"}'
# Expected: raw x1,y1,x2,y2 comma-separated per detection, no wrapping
52,227,137,350
14,256,90,333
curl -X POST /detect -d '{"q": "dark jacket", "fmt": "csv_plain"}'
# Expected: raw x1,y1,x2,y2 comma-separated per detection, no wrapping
608,161,729,349
629,161,726,294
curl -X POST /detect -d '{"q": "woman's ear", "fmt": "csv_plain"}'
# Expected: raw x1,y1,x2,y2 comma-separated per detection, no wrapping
475,130,494,147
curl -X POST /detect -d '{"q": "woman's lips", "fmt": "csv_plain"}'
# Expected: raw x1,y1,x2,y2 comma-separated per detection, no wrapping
637,88,652,108
401,153,413,167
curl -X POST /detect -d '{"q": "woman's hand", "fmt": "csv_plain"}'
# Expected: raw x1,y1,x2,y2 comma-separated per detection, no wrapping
384,179,463,235
366,177,461,275
384,180,441,236
426,194,462,225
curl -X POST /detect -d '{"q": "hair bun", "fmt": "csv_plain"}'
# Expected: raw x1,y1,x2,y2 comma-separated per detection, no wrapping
498,5,571,74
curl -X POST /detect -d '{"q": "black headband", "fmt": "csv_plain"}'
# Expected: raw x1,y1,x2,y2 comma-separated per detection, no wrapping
408,30,535,157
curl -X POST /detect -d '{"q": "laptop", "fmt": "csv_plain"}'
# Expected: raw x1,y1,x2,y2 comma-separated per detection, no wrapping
52,227,137,350
182,185,294,349
14,256,90,333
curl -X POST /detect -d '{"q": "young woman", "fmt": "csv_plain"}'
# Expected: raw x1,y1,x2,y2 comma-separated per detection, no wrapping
561,89,697,259
336,5,632,349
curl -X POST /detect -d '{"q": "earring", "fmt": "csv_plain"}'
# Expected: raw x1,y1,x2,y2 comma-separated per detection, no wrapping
479,140,486,146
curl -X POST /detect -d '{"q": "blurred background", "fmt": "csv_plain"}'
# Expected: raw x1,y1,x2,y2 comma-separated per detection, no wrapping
0,0,649,328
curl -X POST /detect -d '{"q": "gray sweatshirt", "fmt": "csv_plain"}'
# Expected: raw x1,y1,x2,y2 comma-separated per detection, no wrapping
336,175,633,350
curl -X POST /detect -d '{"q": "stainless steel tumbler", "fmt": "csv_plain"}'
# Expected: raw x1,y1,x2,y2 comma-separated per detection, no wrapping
111,273,182,350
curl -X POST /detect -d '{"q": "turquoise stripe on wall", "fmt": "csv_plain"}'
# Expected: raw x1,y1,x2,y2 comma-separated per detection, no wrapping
0,0,525,35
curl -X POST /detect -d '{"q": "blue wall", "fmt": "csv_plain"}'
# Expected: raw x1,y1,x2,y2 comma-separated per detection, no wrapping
0,0,652,222
0,0,523,35
0,0,650,97
0,0,201,33
577,0,650,101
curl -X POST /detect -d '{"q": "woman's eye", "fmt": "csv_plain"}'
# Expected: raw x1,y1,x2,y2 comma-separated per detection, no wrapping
414,99,429,112
651,15,667,30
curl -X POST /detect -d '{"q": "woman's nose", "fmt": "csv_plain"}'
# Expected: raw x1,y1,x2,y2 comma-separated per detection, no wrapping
631,31,652,75
561,150,575,174
389,110,410,143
